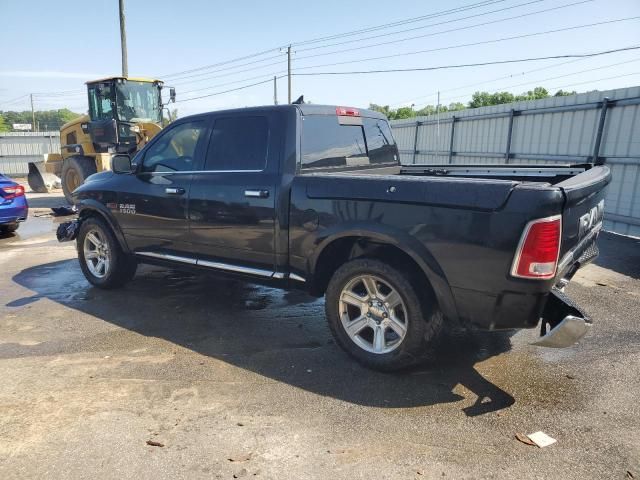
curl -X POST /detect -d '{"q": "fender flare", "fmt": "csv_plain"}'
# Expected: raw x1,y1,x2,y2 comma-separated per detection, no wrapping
77,200,131,254
308,223,459,323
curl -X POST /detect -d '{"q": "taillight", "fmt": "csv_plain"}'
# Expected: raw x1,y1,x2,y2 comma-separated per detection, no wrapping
1,185,25,200
336,106,360,117
511,215,562,279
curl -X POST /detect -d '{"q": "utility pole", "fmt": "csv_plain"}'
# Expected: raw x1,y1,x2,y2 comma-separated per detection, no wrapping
119,0,128,77
30,94,36,132
436,90,440,138
273,76,278,105
287,45,292,104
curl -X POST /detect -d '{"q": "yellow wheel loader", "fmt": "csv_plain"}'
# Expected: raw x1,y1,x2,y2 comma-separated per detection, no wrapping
28,76,174,203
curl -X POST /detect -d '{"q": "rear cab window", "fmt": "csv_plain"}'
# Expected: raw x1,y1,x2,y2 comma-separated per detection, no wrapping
301,113,398,172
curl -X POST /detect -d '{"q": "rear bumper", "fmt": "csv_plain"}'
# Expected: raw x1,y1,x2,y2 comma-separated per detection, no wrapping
0,204,28,225
452,226,599,333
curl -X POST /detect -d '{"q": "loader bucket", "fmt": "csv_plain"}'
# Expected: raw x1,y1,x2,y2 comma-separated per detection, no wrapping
27,161,61,193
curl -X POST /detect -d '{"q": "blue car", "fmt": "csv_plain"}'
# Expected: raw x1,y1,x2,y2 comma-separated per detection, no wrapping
0,174,28,233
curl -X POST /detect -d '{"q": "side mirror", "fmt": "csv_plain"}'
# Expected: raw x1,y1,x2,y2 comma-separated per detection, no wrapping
170,87,176,103
111,154,133,174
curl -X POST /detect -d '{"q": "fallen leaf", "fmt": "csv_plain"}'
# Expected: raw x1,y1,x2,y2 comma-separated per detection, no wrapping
146,440,164,447
228,453,252,462
515,433,536,446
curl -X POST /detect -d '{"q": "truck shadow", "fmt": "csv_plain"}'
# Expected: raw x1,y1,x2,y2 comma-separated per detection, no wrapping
594,232,640,279
11,259,515,416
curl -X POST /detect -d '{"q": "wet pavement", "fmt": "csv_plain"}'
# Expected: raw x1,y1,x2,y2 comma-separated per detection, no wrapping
0,198,639,479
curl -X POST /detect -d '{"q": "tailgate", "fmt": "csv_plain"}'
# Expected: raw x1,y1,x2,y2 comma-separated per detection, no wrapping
556,165,611,274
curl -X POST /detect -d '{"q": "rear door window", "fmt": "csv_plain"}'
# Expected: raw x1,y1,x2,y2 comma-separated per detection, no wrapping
204,116,269,171
363,117,397,165
301,115,397,171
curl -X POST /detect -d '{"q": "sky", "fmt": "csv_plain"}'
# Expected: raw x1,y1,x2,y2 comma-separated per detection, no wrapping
1,0,639,117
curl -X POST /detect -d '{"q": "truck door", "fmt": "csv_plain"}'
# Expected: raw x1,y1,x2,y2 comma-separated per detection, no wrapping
114,119,208,255
187,112,280,275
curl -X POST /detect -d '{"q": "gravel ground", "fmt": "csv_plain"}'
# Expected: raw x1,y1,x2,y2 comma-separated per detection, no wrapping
0,195,638,479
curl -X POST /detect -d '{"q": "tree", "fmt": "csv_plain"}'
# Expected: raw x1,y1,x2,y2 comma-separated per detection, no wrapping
0,114,9,132
0,108,82,131
554,89,577,97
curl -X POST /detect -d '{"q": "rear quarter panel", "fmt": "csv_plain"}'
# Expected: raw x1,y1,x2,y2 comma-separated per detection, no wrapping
289,174,565,328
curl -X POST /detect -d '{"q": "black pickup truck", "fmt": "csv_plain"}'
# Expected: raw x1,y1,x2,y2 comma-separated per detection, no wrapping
59,104,611,371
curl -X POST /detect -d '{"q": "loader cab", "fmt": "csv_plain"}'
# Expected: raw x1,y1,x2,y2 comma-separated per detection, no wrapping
86,77,163,153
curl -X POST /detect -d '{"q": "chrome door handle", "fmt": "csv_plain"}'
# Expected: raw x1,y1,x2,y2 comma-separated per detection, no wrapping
165,187,185,195
244,189,269,198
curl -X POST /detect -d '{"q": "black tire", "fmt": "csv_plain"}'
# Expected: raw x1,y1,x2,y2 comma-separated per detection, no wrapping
325,258,443,372
0,222,19,234
61,156,97,204
77,216,137,289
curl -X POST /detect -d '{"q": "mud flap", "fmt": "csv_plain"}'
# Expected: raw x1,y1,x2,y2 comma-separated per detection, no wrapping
56,220,80,242
531,289,591,348
27,161,61,193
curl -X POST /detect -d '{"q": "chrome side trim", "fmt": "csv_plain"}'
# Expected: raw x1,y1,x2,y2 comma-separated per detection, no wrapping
136,251,198,265
146,169,263,175
196,259,273,278
136,252,304,282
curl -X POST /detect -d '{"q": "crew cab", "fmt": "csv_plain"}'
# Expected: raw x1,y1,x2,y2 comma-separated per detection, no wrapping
58,104,611,371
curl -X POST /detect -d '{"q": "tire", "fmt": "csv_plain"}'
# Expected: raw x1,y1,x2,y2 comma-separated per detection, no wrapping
77,216,137,289
61,156,97,204
325,258,443,372
0,222,19,234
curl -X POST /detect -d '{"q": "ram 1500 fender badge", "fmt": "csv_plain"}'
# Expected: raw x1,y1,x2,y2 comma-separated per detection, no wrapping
119,203,136,215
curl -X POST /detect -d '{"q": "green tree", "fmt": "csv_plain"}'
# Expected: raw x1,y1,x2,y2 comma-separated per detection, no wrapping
0,114,9,132
0,108,82,131
554,89,577,97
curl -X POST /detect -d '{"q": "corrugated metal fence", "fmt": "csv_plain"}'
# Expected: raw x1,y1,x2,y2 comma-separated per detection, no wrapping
391,86,640,237
0,131,60,176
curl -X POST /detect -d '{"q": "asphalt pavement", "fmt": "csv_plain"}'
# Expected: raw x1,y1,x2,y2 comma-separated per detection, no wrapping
0,193,638,479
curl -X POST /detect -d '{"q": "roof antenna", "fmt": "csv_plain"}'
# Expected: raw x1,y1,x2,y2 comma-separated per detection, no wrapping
292,95,304,105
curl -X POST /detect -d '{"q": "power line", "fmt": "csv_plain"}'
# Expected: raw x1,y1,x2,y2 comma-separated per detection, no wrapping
175,76,286,103
179,70,286,95
168,53,284,83
0,94,30,108
296,0,548,53
436,57,640,105
161,48,281,79
291,16,640,71
293,0,594,61
290,46,640,76
290,0,507,47
161,0,507,80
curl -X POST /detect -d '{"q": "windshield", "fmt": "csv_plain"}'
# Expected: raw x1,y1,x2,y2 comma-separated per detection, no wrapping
115,81,161,123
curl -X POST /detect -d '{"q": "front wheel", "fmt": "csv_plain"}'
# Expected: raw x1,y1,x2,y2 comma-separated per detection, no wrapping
77,216,137,289
0,222,19,234
61,156,97,204
325,258,443,371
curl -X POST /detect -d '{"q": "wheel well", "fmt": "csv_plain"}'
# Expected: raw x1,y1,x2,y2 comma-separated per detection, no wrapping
78,208,129,253
311,237,435,301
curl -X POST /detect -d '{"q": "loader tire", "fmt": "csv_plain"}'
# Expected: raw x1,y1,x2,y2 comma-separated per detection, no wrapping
61,156,97,204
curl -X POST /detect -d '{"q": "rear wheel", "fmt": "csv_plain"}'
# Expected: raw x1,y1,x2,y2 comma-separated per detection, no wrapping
0,222,19,234
61,156,97,204
77,216,137,289
325,258,443,371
